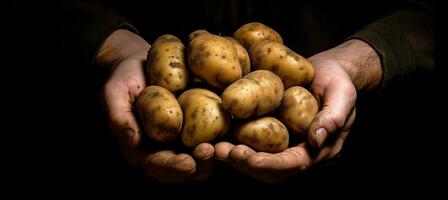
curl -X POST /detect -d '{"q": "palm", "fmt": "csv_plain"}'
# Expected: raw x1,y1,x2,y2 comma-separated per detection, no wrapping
214,52,358,182
103,58,214,183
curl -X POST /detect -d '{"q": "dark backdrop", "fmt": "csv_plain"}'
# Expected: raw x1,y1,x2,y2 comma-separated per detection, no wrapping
6,0,443,197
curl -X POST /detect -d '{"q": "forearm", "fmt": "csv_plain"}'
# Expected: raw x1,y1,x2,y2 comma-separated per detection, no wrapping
349,7,435,88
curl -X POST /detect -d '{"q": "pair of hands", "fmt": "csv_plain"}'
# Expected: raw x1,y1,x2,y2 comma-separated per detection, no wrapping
98,30,381,183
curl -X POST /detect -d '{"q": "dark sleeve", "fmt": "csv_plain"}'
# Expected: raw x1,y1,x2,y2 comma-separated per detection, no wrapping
348,1,434,88
57,1,138,66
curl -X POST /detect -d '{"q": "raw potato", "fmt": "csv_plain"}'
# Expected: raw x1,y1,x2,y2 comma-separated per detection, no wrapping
188,29,211,43
188,34,242,89
178,89,231,148
278,86,318,135
235,117,289,153
136,86,183,143
233,22,283,49
250,40,314,88
222,70,284,119
146,34,189,93
225,37,251,76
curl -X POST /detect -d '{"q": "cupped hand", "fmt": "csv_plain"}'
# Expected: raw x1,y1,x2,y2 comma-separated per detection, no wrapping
100,29,215,183
214,39,381,182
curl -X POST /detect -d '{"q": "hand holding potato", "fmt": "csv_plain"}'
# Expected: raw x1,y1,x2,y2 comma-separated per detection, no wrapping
214,33,382,182
306,39,381,162
99,29,215,183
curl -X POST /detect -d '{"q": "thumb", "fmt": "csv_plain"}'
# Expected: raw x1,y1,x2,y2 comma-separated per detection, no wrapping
308,77,356,148
104,81,143,151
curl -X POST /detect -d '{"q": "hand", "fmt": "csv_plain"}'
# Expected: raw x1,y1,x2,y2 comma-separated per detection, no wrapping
215,141,311,183
307,39,381,162
99,29,214,183
215,39,382,182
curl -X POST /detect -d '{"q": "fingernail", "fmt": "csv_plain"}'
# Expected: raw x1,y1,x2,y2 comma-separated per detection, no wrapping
316,128,327,147
125,129,139,149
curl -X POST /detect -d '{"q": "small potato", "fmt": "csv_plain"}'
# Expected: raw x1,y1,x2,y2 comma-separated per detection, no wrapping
178,89,231,148
233,22,283,49
136,86,183,143
146,34,189,93
222,70,283,119
235,117,289,153
188,29,211,43
278,86,318,135
188,34,242,89
250,40,314,88
225,37,251,76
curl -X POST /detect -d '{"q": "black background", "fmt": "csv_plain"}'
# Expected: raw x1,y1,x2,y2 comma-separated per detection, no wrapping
6,0,443,197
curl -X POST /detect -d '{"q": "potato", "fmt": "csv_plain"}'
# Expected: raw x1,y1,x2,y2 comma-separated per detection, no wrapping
225,37,251,76
146,34,189,93
278,86,318,135
233,22,283,49
188,34,242,89
136,86,183,143
222,70,283,119
152,34,181,46
188,29,211,43
178,88,231,148
235,117,289,153
250,40,314,88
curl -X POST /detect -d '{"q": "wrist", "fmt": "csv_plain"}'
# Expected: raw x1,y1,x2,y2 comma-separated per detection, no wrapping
337,39,382,91
96,29,151,70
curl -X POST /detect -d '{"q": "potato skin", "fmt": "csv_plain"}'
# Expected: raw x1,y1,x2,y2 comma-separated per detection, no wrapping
136,86,183,143
233,22,283,49
225,37,251,76
235,117,289,153
178,89,231,148
188,35,242,89
188,29,211,43
222,70,284,119
278,86,318,135
250,40,314,88
146,34,189,93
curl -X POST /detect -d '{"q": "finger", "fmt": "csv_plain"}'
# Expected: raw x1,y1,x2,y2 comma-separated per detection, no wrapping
214,142,235,161
308,77,356,148
228,144,256,163
193,143,214,160
104,82,142,150
313,146,333,164
215,143,254,177
145,151,196,173
314,108,355,163
329,108,355,158
142,151,196,183
247,144,311,171
192,143,215,181
103,60,146,150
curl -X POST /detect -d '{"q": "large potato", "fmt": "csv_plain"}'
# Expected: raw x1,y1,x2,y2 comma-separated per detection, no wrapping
188,29,211,43
189,31,250,76
233,22,283,49
235,117,289,153
278,86,318,135
178,88,231,148
146,34,189,93
136,86,183,143
188,34,242,89
222,70,283,119
225,37,251,76
250,40,314,88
